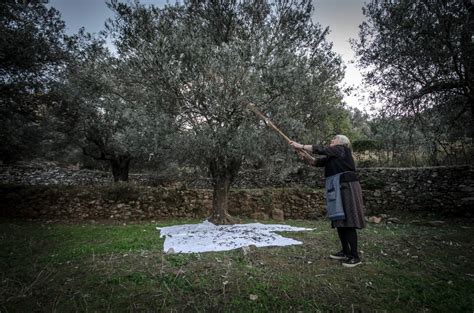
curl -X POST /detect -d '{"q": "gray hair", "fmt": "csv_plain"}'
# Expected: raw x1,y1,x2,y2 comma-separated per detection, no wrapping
334,134,351,147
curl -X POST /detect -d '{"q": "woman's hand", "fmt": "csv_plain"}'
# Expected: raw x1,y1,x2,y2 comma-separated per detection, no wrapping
289,141,304,150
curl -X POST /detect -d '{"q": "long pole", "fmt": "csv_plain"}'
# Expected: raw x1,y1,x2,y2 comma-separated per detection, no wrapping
246,102,314,160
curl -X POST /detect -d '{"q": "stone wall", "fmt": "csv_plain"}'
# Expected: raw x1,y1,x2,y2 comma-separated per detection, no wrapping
232,165,473,216
0,165,472,219
0,165,168,186
0,185,326,220
358,166,473,215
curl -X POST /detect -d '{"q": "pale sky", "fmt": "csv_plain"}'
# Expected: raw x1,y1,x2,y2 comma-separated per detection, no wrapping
312,0,367,112
47,0,369,111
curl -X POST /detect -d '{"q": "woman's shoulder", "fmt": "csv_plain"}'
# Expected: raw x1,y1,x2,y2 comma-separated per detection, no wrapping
329,145,346,157
313,144,349,158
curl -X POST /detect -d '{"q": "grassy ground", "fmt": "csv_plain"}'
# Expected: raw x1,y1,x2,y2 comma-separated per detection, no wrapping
1,214,473,312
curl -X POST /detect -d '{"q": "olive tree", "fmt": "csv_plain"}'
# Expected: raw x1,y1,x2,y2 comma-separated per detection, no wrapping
106,0,345,223
353,0,474,138
59,32,176,182
0,0,70,163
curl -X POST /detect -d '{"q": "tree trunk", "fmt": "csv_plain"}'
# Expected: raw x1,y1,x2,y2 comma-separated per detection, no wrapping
463,0,474,137
207,157,241,225
111,154,131,182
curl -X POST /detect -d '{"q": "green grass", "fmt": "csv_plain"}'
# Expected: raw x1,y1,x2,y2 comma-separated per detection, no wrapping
1,215,473,312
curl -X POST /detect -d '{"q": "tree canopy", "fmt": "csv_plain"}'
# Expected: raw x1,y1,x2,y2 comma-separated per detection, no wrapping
0,0,71,163
353,0,474,138
58,30,178,181
105,0,346,223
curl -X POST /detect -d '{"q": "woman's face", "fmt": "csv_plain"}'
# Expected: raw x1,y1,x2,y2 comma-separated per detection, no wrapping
330,137,339,146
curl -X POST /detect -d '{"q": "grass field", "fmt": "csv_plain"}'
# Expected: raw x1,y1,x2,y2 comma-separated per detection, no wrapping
1,214,473,312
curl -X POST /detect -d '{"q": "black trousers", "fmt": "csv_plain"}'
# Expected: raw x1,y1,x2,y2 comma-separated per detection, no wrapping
337,227,359,258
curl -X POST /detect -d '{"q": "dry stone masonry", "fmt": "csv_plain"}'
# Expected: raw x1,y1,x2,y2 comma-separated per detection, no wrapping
0,165,472,220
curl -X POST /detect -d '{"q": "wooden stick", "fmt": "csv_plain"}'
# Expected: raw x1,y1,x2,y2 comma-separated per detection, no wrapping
246,102,314,160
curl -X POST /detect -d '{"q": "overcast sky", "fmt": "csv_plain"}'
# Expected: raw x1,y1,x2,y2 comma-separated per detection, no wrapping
47,0,368,111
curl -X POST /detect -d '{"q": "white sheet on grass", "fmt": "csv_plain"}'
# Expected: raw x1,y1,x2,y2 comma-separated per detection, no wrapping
157,220,314,253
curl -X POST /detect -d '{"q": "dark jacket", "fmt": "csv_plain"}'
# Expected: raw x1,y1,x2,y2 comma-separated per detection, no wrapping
312,144,359,182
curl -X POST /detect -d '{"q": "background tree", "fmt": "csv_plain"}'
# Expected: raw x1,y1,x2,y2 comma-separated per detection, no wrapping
0,0,70,164
353,0,474,141
351,109,473,167
58,32,177,182
106,0,345,223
